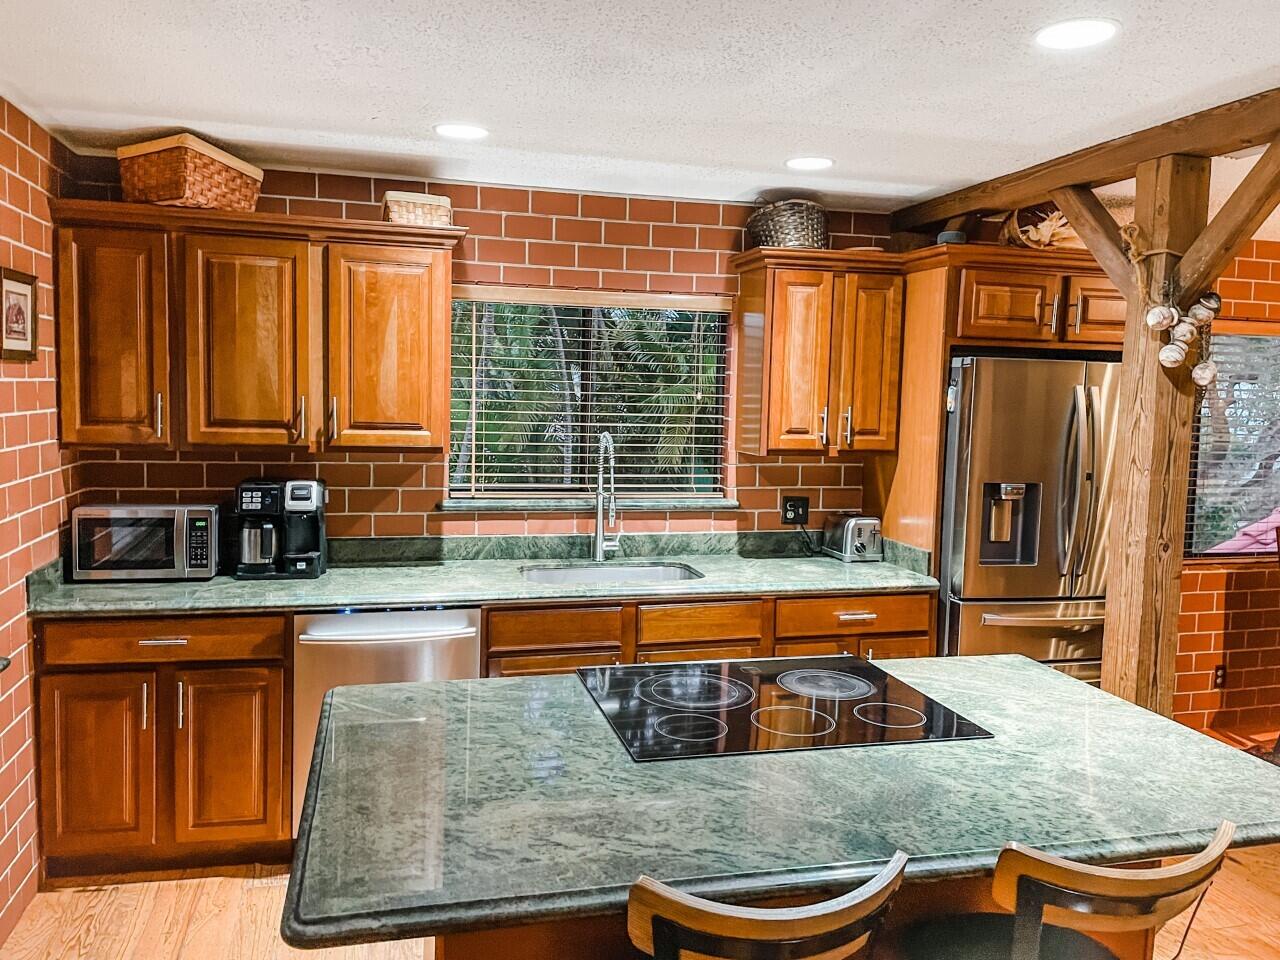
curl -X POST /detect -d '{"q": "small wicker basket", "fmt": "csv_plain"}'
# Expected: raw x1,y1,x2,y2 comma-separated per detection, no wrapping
381,191,453,226
746,199,829,249
117,134,263,212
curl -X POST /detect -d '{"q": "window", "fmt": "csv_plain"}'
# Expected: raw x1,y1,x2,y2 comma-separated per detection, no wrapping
1187,332,1280,555
449,298,728,499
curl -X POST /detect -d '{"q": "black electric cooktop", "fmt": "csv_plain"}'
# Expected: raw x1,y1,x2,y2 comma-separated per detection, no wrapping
577,655,993,762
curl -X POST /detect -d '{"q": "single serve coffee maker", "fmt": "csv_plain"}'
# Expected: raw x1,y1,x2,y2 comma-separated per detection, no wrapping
233,479,328,580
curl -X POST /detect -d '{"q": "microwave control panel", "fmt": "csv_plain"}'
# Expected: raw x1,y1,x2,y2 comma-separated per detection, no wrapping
187,515,212,568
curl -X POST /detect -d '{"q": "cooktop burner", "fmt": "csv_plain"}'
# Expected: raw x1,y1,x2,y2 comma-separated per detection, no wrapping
578,655,992,762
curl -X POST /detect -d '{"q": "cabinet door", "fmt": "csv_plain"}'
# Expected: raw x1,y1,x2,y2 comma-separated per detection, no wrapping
1064,276,1127,345
832,274,904,452
174,666,287,844
637,644,762,664
328,244,450,448
765,269,833,452
39,671,157,857
57,227,169,445
957,269,1061,342
184,234,313,446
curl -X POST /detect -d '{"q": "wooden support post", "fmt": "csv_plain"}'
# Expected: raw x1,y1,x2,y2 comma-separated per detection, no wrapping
1049,185,1138,300
1101,155,1210,714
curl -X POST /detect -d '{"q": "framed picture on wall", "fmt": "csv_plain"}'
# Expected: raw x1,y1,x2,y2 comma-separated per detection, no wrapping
1,267,38,361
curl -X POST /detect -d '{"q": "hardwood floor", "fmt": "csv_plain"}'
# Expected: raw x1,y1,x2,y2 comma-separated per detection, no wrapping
5,847,1279,959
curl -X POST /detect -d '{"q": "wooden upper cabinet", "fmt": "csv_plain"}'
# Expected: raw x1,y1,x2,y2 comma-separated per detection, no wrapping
1064,275,1126,345
184,234,314,446
327,244,450,448
57,227,169,445
173,666,287,845
765,269,833,452
832,273,904,452
957,269,1061,341
39,671,157,858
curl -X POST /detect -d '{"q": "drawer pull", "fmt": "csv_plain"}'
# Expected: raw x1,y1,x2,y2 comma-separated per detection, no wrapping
836,612,877,623
138,637,189,646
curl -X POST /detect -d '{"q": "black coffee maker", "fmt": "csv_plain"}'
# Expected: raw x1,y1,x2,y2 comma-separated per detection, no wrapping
233,479,328,580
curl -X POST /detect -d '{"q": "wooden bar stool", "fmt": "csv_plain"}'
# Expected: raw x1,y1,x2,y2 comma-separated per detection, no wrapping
627,851,908,960
898,821,1235,960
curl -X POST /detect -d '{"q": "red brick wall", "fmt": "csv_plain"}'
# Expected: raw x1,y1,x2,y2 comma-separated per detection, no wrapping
72,167,887,538
1174,243,1280,735
1216,238,1280,319
1175,560,1280,733
0,100,72,943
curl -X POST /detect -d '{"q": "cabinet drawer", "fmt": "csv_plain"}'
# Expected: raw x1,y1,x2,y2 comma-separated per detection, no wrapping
775,595,931,639
637,600,765,647
488,651,619,678
860,635,934,660
487,606,623,653
638,643,761,664
775,638,860,658
41,616,287,666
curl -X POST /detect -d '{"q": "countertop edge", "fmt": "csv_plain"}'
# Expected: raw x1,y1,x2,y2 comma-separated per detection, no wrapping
280,820,1280,948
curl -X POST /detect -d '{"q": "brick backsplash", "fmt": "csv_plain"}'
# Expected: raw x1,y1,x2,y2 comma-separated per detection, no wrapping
1215,239,1280,320
66,161,886,539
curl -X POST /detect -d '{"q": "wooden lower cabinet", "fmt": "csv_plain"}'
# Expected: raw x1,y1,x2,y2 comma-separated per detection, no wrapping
489,652,619,677
174,667,286,844
776,635,934,660
637,643,761,664
39,671,157,859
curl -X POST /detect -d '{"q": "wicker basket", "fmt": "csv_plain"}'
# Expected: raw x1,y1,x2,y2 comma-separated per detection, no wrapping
381,191,453,226
746,199,829,249
117,134,263,212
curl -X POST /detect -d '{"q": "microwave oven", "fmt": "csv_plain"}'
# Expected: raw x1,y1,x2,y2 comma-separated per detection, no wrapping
70,505,219,581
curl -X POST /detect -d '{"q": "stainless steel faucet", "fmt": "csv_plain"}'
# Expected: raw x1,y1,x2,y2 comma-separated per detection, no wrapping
593,431,621,562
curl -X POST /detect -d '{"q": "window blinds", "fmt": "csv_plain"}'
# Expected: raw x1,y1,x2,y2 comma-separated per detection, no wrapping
1187,332,1280,555
449,300,728,498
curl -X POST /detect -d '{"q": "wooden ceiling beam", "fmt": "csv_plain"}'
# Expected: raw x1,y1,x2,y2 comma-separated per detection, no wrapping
891,87,1280,231
1048,186,1137,299
1176,131,1280,306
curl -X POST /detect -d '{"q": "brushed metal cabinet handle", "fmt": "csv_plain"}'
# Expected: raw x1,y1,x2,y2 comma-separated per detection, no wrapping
137,637,189,646
298,395,307,442
820,406,829,445
177,680,185,730
1048,294,1061,334
1073,295,1084,334
329,395,338,441
837,612,877,622
141,682,148,731
843,405,853,446
154,393,164,436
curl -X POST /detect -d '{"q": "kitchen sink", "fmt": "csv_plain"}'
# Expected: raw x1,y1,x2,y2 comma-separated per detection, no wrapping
519,561,704,585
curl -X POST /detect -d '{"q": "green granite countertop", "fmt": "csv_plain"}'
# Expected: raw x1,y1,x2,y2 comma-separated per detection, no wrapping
27,555,937,617
281,655,1280,948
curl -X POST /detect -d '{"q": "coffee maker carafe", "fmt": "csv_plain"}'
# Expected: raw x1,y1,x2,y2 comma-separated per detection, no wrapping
234,479,328,580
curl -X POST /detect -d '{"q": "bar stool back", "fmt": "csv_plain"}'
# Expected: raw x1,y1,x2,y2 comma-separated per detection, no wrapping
628,850,908,960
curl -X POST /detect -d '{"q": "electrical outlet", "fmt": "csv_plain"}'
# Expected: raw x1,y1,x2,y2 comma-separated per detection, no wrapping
782,496,810,525
1213,665,1226,689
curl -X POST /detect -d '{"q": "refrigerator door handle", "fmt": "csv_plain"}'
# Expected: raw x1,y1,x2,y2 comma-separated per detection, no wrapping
1073,385,1102,579
1056,385,1087,577
981,613,1106,628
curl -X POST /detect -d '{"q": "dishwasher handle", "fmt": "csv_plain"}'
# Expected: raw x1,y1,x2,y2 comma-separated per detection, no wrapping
297,627,478,646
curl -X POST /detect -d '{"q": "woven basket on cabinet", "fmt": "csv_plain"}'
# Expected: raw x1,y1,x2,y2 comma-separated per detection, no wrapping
381,191,453,226
745,199,829,249
117,134,263,212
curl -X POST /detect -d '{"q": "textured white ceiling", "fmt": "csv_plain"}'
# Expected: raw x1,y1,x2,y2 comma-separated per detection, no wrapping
1,0,1277,209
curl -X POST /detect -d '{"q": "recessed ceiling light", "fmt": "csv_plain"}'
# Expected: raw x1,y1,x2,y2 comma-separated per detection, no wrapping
434,123,489,141
1034,18,1119,50
786,157,833,172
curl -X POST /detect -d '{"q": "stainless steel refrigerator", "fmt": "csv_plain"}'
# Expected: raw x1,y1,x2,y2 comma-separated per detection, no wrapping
939,355,1121,684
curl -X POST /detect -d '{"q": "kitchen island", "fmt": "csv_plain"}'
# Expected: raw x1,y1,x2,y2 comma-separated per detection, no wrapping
282,655,1280,958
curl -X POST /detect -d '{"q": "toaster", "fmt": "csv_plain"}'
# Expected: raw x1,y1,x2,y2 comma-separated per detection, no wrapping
820,513,883,562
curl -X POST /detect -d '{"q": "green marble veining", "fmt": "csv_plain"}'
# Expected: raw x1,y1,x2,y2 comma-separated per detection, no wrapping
328,531,809,565
882,537,931,576
28,552,935,617
281,655,1280,947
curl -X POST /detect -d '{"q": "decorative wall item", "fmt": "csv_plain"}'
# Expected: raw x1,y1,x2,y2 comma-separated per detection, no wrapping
998,203,1085,249
1147,291,1222,383
0,267,37,361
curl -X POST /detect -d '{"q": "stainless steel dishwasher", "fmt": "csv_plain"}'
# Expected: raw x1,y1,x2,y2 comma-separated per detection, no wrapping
292,608,480,828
